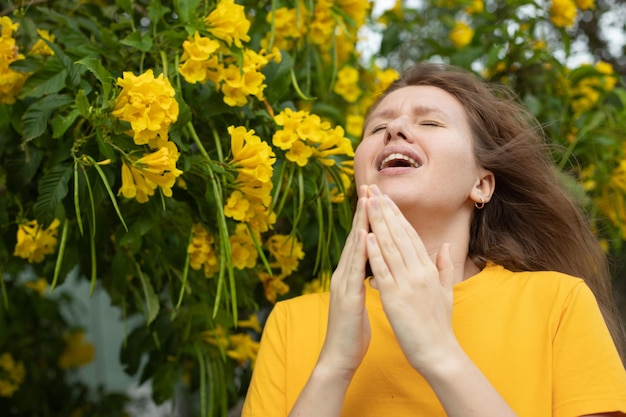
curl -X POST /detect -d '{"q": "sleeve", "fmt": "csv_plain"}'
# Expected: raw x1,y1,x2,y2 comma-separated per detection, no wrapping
552,281,626,417
241,303,288,417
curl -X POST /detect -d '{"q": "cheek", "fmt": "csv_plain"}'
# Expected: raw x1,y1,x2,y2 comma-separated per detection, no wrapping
352,145,371,185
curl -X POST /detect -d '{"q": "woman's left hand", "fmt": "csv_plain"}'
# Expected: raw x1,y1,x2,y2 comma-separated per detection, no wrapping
364,184,458,373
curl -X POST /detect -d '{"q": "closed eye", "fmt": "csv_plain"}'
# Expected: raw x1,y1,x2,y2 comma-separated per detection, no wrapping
370,125,387,134
420,120,442,127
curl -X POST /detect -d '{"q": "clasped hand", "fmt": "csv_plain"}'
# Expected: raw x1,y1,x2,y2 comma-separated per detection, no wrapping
317,184,457,380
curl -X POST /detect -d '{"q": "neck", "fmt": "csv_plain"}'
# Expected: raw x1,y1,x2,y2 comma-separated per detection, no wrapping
400,204,479,284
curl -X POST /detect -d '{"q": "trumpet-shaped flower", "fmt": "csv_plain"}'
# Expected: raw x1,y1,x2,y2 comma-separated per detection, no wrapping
119,144,183,203
205,0,251,48
112,70,179,146
286,140,314,166
229,126,275,183
13,218,60,264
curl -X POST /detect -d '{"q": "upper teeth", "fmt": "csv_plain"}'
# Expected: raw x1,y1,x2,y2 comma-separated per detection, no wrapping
379,153,420,170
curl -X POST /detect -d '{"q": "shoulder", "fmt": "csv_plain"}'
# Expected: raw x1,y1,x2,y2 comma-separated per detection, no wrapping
266,291,330,329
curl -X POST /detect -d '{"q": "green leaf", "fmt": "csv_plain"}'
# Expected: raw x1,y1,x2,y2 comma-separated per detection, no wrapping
120,31,154,52
33,163,73,227
76,58,114,99
135,262,160,325
51,108,81,139
174,0,201,24
21,94,74,143
44,40,82,88
20,60,69,98
75,89,90,118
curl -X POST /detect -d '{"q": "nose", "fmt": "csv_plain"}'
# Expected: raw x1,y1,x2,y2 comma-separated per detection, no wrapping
384,115,411,145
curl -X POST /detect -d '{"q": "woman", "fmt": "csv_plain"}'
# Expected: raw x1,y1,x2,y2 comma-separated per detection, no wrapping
242,63,626,416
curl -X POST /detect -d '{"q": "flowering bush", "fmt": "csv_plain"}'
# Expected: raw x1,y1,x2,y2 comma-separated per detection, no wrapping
1,0,625,415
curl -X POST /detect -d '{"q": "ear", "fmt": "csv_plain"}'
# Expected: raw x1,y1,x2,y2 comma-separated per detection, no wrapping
471,168,495,205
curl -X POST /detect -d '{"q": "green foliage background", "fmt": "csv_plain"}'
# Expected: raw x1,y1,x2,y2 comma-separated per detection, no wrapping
1,0,626,415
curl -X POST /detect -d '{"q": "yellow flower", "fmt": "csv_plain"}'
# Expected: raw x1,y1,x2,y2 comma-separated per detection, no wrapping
205,0,251,48
449,21,474,48
229,125,276,183
334,66,361,103
202,325,229,349
119,144,183,203
229,223,258,270
266,234,305,276
25,278,48,297
58,331,95,369
286,140,314,166
178,32,223,85
224,190,250,221
258,271,290,303
0,352,25,398
575,0,595,10
337,0,371,27
0,17,29,104
13,218,60,264
261,7,307,50
29,29,55,56
226,333,259,366
237,314,262,333
346,114,364,138
188,223,220,278
550,0,577,28
466,0,484,14
309,0,335,45
112,69,179,146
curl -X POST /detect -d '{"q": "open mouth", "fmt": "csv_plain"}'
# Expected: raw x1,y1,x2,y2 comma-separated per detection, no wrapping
378,152,421,171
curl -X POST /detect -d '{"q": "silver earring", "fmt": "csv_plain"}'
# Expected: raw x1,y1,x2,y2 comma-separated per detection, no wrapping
475,198,485,209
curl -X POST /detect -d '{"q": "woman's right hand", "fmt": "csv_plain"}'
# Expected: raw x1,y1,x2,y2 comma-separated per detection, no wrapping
315,185,371,382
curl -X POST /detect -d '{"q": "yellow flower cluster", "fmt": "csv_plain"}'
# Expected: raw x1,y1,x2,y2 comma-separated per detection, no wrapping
450,21,474,49
112,69,179,147
57,331,95,369
569,61,617,116
0,353,25,398
334,66,362,103
0,17,29,104
272,108,355,168
262,6,308,50
202,320,261,367
465,0,484,14
308,0,371,46
112,68,182,203
267,234,305,276
13,218,60,264
188,223,220,279
258,271,290,304
119,142,183,203
224,126,277,233
229,223,258,270
179,0,281,107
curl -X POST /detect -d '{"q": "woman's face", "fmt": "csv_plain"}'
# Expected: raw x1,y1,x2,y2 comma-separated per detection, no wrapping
355,85,489,216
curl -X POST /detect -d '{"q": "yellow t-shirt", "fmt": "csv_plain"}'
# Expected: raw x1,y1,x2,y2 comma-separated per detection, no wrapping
242,264,626,417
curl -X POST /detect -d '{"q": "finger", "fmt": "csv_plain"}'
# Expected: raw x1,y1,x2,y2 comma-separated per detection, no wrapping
365,232,393,287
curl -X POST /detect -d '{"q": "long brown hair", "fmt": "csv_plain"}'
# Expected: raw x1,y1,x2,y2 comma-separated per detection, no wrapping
367,62,625,360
